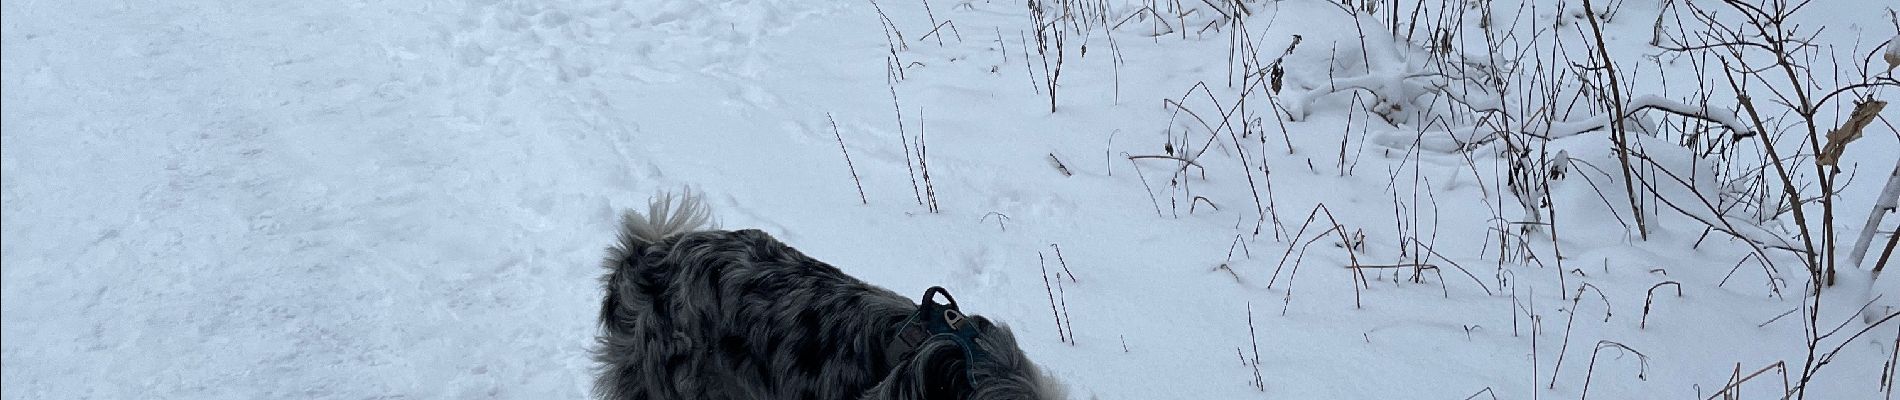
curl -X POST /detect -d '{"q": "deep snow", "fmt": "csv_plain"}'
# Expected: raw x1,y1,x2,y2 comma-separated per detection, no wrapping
4,0,1898,399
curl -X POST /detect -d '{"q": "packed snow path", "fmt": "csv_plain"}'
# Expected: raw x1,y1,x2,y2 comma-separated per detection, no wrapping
2,0,839,397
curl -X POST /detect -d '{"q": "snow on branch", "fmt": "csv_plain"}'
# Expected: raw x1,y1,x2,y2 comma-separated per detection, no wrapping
1550,95,1754,140
1378,95,1757,155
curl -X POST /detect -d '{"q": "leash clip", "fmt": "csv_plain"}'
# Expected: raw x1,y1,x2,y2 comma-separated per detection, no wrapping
887,286,990,373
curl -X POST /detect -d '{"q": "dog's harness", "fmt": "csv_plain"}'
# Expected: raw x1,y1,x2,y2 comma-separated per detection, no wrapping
885,286,989,373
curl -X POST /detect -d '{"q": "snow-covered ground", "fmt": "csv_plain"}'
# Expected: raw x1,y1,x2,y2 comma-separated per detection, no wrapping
4,0,1897,399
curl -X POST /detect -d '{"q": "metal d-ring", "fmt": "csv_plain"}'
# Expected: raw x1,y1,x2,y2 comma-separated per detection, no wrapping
942,309,967,329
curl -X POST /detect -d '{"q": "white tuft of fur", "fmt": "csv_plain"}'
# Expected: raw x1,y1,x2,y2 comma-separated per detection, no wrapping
1032,364,1071,400
620,191,714,246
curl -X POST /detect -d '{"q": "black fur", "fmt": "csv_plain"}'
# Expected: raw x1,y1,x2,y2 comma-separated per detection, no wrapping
593,194,1064,400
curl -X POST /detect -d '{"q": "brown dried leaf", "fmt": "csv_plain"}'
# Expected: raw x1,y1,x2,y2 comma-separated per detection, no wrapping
1818,100,1887,167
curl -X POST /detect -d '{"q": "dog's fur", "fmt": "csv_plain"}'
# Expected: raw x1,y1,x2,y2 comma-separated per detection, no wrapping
593,193,1066,400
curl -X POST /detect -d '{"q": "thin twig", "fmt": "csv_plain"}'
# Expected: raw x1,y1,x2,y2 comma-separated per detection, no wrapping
827,114,868,205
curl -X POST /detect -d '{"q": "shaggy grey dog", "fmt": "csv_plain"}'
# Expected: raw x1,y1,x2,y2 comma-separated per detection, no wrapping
593,193,1066,400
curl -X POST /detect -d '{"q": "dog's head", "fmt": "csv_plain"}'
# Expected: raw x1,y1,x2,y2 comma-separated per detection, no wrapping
864,316,1067,400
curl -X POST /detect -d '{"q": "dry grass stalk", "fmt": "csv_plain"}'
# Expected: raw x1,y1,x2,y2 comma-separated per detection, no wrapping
1579,341,1650,400
1266,204,1369,308
1641,281,1682,330
1246,302,1265,390
887,66,923,206
979,212,1010,231
1048,153,1073,177
1050,243,1078,283
1699,361,1787,400
1883,324,1898,398
827,114,868,205
1125,153,1164,217
1550,284,1613,390
916,112,939,213
1039,251,1067,344
1463,387,1498,400
1056,270,1073,345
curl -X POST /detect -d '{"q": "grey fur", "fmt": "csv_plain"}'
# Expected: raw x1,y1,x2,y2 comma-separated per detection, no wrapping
593,193,1066,400
617,191,714,245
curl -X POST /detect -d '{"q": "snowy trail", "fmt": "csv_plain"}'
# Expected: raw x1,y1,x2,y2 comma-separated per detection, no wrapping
8,0,1900,399
2,0,837,398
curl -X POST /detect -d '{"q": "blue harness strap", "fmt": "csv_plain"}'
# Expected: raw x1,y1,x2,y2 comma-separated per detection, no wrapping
885,286,989,377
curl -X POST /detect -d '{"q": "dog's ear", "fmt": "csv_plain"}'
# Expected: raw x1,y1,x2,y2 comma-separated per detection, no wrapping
918,345,971,400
